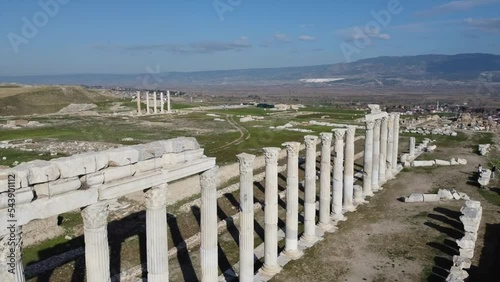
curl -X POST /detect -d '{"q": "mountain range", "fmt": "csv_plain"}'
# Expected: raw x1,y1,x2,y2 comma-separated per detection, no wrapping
1,53,500,87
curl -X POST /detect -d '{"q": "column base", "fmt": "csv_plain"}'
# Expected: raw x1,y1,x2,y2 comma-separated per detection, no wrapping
283,249,303,260
372,185,380,192
363,191,374,197
343,205,356,212
261,264,282,276
331,213,346,222
300,234,317,244
148,273,169,282
317,221,336,233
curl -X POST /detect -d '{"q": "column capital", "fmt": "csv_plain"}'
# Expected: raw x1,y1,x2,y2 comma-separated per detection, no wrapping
237,153,256,172
365,120,375,130
200,166,218,189
373,118,382,127
319,132,333,144
381,116,388,123
333,129,346,140
82,202,109,230
304,135,318,148
263,147,280,164
282,142,301,157
145,184,167,209
345,126,356,136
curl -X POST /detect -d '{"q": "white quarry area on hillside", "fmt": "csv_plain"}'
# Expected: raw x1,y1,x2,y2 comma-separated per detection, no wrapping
299,78,345,83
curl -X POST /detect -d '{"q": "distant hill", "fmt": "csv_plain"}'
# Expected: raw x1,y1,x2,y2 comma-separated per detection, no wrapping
1,53,499,87
0,85,111,116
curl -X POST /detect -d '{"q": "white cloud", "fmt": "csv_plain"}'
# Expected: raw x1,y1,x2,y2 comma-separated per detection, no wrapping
274,33,291,43
298,35,316,41
336,26,391,41
415,0,498,17
465,17,500,32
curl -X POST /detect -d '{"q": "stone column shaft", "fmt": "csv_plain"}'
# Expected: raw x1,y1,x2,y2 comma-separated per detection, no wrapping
392,113,400,173
343,127,356,211
371,119,381,192
386,115,394,179
0,226,25,282
200,166,219,282
160,92,165,113
167,91,171,112
332,129,346,220
153,91,158,114
146,92,150,114
302,136,318,242
409,137,415,158
318,133,333,230
237,153,256,282
379,117,388,184
82,202,111,282
282,142,302,259
363,121,375,197
262,148,281,274
136,91,141,115
145,184,168,282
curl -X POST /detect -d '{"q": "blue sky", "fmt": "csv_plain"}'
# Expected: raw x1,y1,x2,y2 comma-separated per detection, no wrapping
1,0,500,75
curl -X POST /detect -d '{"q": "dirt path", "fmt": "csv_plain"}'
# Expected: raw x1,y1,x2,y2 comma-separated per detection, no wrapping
215,115,250,152
273,143,500,282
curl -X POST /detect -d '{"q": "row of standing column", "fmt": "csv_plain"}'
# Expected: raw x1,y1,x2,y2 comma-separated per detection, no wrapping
136,91,172,115
363,113,400,197
236,127,358,281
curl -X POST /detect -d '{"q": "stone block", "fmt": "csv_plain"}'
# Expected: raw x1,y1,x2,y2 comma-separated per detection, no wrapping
423,194,440,202
103,165,136,183
453,255,471,269
106,147,140,166
456,232,476,249
426,145,437,152
438,189,454,200
34,177,82,197
133,158,163,173
52,156,87,178
83,171,105,187
458,192,470,200
0,168,29,191
405,193,424,202
20,160,60,185
459,247,474,259
412,160,435,167
435,159,451,166
457,158,467,165
0,187,34,209
465,200,481,209
450,158,459,165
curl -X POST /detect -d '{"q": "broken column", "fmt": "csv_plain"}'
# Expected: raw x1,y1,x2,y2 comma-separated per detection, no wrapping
409,137,415,159
371,119,381,192
160,92,165,113
379,116,388,185
167,90,171,112
237,153,256,282
363,121,375,197
0,227,25,282
332,129,346,220
136,91,142,115
343,126,356,212
282,142,302,259
392,113,400,174
386,114,395,179
146,92,150,114
153,91,158,114
144,184,169,282
200,166,219,282
302,135,318,242
262,147,281,275
318,133,333,230
81,202,111,282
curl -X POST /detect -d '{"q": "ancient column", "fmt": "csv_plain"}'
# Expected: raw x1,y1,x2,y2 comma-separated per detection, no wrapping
379,117,388,185
363,120,375,197
237,153,256,282
144,184,168,282
146,92,150,114
167,90,172,112
386,114,394,180
200,166,219,282
392,113,400,174
332,129,346,220
409,137,415,159
160,92,165,113
153,91,158,114
301,135,318,242
136,91,142,115
318,133,333,230
81,202,111,282
371,119,381,192
343,126,356,212
262,147,281,275
0,227,25,282
282,142,302,259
